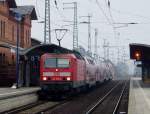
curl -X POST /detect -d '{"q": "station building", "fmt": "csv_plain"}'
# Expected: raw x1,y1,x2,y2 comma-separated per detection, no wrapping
130,43,150,82
0,0,37,86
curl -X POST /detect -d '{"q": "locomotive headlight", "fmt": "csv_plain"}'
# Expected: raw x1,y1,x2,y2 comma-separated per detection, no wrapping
60,72,71,76
42,77,47,81
66,77,71,81
43,72,54,76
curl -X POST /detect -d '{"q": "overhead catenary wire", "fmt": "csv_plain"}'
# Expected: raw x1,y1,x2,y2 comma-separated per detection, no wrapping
35,0,75,32
54,0,67,20
35,0,44,20
35,0,67,23
35,0,120,57
105,0,115,24
103,0,117,40
95,0,118,40
95,0,113,26
66,30,89,50
111,8,150,22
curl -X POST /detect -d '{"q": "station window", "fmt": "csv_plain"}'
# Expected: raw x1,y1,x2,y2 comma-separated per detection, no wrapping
12,54,15,65
2,53,5,64
0,21,6,39
2,21,5,38
0,53,6,65
26,30,30,45
0,53,2,64
26,30,29,46
12,25,15,41
0,20,2,38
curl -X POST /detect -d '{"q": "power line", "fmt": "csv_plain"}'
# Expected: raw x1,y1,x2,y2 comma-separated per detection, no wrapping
36,0,67,22
95,0,117,41
36,0,44,19
67,29,89,50
111,8,150,22
106,0,115,24
103,0,117,40
54,0,66,20
95,0,112,26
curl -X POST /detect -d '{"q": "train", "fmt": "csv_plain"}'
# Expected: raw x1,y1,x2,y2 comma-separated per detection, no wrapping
39,47,115,96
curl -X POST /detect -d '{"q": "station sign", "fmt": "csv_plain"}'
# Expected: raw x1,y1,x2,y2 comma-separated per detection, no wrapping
134,61,142,67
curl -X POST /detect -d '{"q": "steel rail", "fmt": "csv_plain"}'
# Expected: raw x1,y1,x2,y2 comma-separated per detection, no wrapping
36,100,69,114
112,82,127,114
5,101,67,114
86,82,122,114
3,101,47,114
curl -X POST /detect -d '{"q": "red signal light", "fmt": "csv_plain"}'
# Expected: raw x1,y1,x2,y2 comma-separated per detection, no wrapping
135,52,140,57
135,51,141,60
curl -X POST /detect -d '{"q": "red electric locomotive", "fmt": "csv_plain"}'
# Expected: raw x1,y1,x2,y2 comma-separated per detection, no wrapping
40,52,86,93
40,47,115,97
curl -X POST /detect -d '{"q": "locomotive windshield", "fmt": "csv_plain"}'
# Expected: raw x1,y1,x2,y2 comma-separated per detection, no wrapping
45,58,57,68
44,58,70,68
57,59,70,68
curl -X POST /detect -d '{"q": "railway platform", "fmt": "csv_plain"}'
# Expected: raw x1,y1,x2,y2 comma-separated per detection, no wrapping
0,87,40,113
128,77,150,114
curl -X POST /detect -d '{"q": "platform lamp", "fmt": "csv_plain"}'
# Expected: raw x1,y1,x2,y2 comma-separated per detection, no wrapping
13,12,22,89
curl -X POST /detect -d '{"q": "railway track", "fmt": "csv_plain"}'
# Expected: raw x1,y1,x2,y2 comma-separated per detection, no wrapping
37,81,123,114
3,80,129,114
85,80,129,114
3,100,67,114
3,101,46,114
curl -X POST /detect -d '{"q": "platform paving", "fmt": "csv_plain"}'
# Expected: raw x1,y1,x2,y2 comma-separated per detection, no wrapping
0,87,40,99
128,77,150,114
0,87,40,113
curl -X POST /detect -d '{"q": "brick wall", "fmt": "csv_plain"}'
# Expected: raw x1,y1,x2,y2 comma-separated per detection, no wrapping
0,2,32,48
0,0,35,86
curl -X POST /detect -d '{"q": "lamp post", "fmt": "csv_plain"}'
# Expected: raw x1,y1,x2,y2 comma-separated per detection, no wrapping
14,13,22,88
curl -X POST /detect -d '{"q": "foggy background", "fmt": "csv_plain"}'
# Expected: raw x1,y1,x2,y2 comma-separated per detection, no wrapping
15,0,150,75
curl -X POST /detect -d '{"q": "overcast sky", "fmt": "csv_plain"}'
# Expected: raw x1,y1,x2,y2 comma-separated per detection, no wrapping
15,0,150,67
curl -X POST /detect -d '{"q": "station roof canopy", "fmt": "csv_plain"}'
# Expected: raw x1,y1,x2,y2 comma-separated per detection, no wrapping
23,44,72,56
22,44,84,60
0,42,24,52
130,43,150,61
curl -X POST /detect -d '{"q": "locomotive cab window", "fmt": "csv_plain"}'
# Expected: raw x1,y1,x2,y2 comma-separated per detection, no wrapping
45,58,57,68
44,58,70,68
58,59,70,68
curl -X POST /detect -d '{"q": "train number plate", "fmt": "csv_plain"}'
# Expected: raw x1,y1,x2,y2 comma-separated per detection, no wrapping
54,72,60,76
